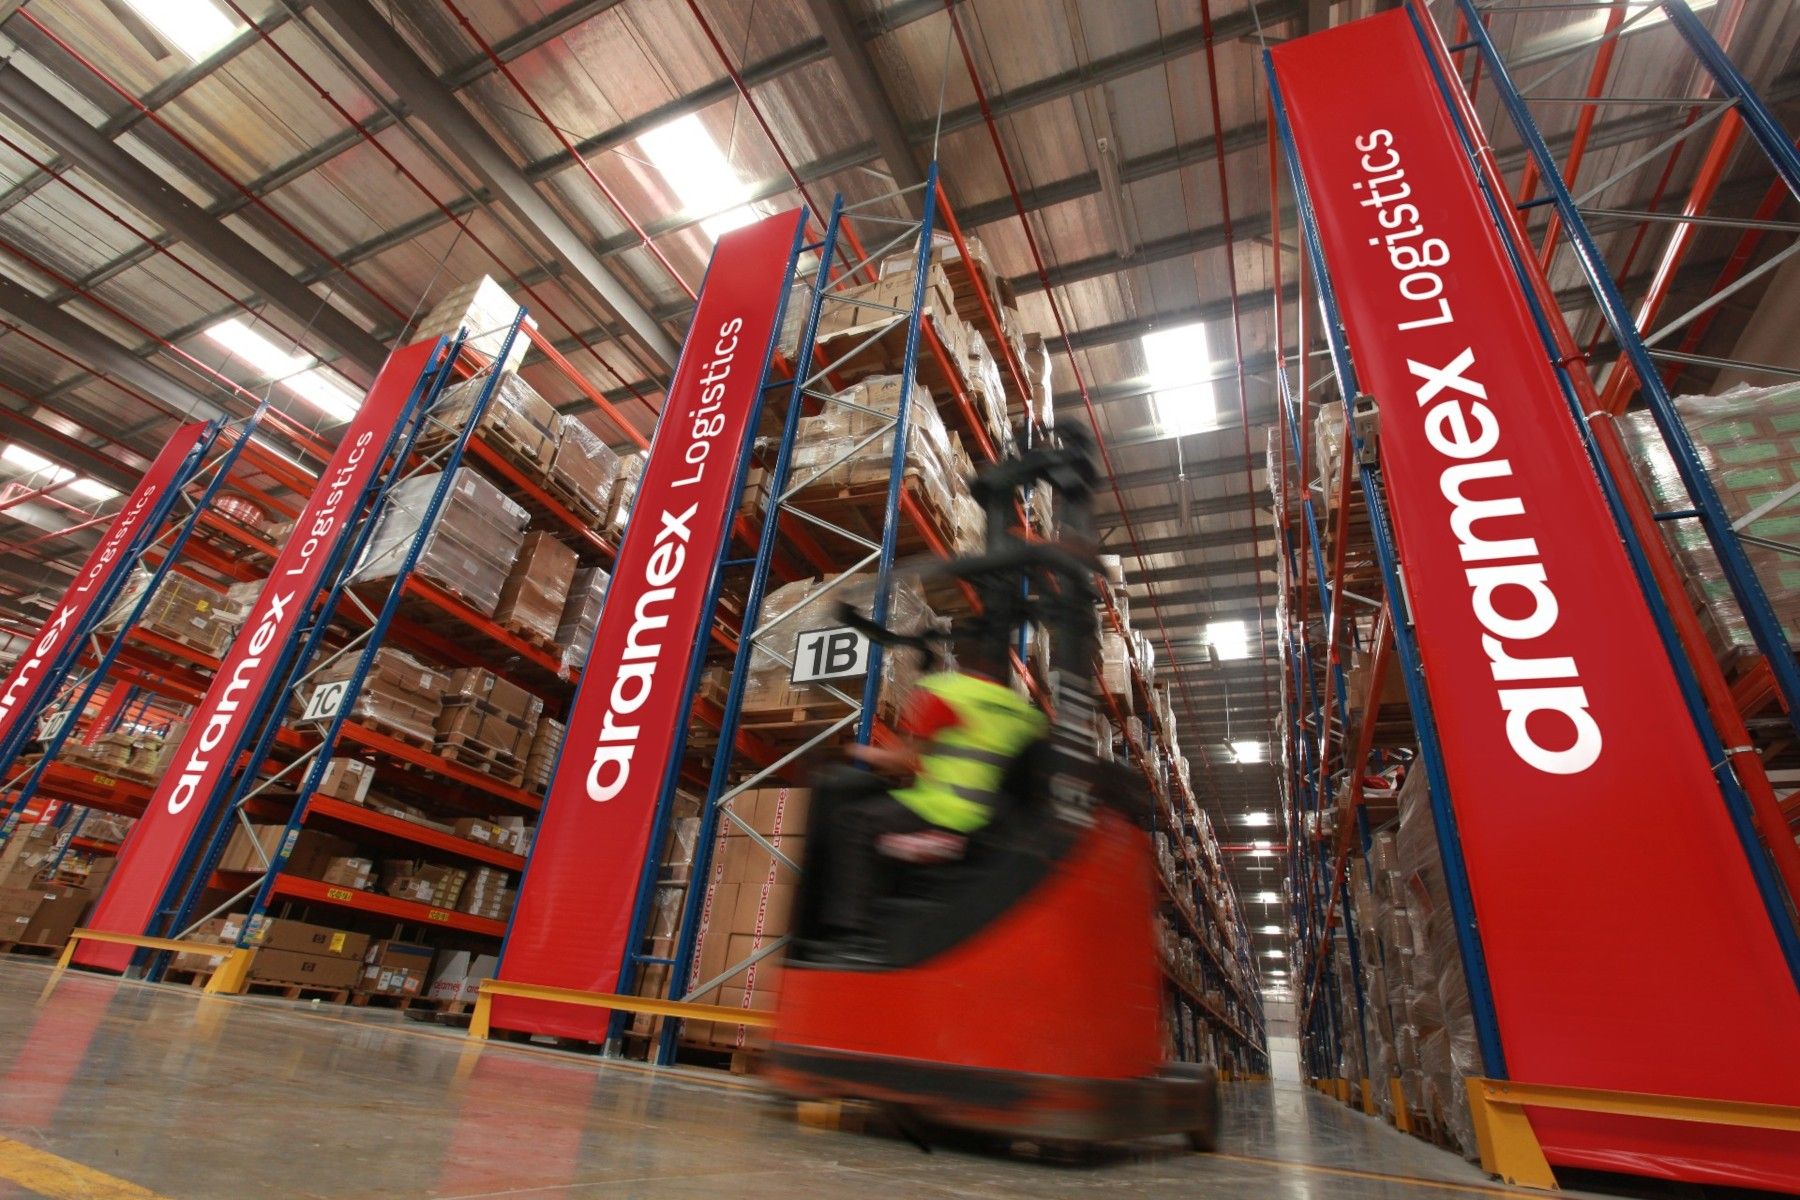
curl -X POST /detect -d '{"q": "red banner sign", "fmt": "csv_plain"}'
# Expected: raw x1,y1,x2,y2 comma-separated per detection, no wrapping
493,210,804,1039
1272,11,1800,1189
0,422,207,755
80,342,441,971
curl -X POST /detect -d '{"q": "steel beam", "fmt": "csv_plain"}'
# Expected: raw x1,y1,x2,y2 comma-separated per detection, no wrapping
0,279,224,422
308,0,679,367
802,0,925,196
0,64,391,380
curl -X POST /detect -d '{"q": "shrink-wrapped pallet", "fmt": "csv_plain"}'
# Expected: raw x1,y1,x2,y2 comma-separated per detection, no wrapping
554,565,610,671
1619,381,1800,659
430,370,560,472
740,572,934,717
355,467,528,617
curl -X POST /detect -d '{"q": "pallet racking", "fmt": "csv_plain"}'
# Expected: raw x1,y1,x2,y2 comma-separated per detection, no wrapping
0,404,332,864
1269,0,1800,1184
586,170,1264,1075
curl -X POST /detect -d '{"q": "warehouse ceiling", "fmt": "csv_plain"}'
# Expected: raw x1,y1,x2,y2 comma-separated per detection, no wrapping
0,0,1793,973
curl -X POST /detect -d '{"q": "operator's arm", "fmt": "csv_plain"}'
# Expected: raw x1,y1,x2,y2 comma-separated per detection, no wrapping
842,681,961,777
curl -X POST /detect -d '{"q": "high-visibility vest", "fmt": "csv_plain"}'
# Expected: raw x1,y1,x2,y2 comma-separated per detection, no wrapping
892,672,1048,833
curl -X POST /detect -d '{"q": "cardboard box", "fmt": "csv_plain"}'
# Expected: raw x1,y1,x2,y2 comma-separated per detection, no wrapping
548,419,621,520
169,918,234,972
319,856,374,890
495,532,578,645
246,917,369,961
250,947,362,990
427,950,498,1002
361,963,427,996
316,758,375,805
217,822,286,873
452,817,500,845
443,667,539,725
731,884,795,938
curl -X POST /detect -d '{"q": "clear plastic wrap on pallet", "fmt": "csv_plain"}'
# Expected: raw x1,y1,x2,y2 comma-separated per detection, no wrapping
555,565,610,671
312,646,452,747
964,328,1010,451
1315,400,1347,498
1394,765,1484,1157
1022,331,1053,430
355,467,529,617
431,369,560,471
1619,381,1800,658
606,451,647,538
741,571,935,715
414,276,531,375
550,416,622,521
950,488,985,555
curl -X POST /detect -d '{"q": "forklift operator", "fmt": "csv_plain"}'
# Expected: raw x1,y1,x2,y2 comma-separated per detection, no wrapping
816,647,1047,945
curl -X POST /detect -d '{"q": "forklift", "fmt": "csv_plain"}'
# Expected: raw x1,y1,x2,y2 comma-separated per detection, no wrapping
767,428,1221,1151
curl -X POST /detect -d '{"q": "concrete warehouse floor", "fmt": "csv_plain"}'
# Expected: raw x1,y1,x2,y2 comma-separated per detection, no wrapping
0,960,1588,1200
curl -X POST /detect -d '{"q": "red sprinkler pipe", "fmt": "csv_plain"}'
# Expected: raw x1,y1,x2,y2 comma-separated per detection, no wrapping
441,0,697,304
938,0,1208,742
1536,3,1626,272
1596,0,1746,414
14,8,404,323
217,0,665,440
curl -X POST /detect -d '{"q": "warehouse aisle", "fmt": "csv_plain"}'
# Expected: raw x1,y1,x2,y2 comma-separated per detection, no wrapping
0,961,1553,1199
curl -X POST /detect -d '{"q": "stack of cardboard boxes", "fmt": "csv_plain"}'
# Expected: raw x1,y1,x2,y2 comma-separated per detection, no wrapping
739,572,935,719
1621,380,1800,660
355,467,530,617
98,570,239,658
679,786,809,1049
548,420,622,524
431,371,561,475
361,939,435,999
434,667,543,783
553,567,609,672
604,452,646,541
524,718,563,793
495,532,578,648
313,647,451,748
414,276,533,377
231,915,370,991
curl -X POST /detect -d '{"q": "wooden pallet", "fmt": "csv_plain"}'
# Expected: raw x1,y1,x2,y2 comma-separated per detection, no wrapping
419,416,555,478
0,940,63,958
435,732,527,787
161,966,219,989
540,472,608,527
244,980,352,1003
348,715,436,753
349,990,461,1014
494,617,562,656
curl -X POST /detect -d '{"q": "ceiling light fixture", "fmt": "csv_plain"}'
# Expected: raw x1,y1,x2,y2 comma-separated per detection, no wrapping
205,318,312,380
1241,811,1272,827
637,114,758,239
1264,948,1285,959
1231,739,1265,764
1260,925,1282,935
1206,619,1249,662
1140,323,1215,437
123,0,240,61
284,368,361,423
1256,891,1279,904
3,445,117,501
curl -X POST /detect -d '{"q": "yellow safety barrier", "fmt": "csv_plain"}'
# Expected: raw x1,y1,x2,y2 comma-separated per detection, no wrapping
1389,1078,1411,1133
1360,1077,1376,1115
469,977,777,1041
1466,1077,1800,1190
54,928,254,995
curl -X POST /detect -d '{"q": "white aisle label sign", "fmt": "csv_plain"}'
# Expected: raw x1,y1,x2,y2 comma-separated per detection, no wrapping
791,626,870,683
300,680,348,723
